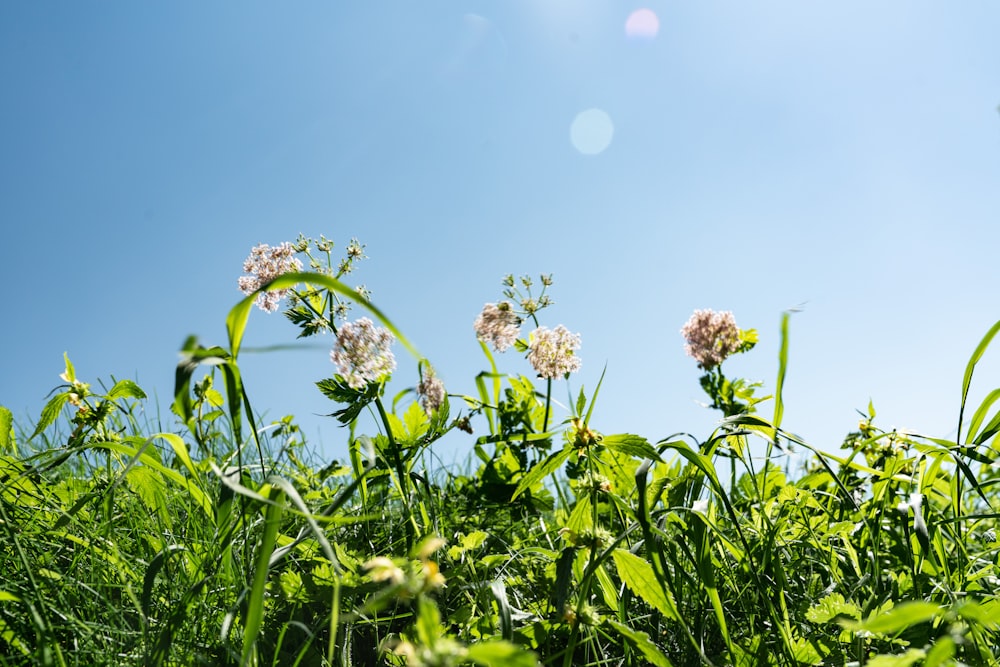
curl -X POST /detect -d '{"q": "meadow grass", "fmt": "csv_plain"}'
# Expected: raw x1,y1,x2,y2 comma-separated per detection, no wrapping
2,238,1000,666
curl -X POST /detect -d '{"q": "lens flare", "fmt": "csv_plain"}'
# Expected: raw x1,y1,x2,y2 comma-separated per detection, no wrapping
570,109,614,155
624,9,659,40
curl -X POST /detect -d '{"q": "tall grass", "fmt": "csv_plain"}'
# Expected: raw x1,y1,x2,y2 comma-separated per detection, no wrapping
2,238,999,666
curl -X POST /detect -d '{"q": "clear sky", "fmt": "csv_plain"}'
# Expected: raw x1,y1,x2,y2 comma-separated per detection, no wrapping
2,2,999,466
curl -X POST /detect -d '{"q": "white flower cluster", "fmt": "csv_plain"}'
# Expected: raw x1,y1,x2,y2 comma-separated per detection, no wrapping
330,318,397,389
238,242,303,313
473,302,521,352
680,309,741,370
527,325,582,379
417,370,446,414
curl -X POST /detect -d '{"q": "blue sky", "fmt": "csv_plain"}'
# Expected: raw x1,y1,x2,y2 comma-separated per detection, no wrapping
2,2,999,466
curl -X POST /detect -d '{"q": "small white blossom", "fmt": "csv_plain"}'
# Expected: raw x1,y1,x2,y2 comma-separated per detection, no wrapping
473,302,521,352
527,325,582,379
238,242,303,313
680,309,741,370
417,370,446,415
330,318,397,389
363,557,405,585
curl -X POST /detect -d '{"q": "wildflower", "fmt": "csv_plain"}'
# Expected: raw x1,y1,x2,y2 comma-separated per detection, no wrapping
417,370,446,415
473,302,521,352
346,238,366,260
238,242,303,313
421,560,447,591
680,309,741,370
330,318,397,389
527,325,582,379
363,557,406,586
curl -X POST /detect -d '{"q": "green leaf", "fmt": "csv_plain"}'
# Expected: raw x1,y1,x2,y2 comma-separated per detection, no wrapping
510,446,571,500
843,601,942,635
466,640,539,667
864,649,926,667
415,597,443,646
552,547,576,614
0,406,12,452
125,466,172,529
227,271,420,361
773,311,790,429
565,494,593,535
958,319,1000,443
402,401,429,442
605,619,675,667
241,487,286,667
602,434,663,462
805,593,861,624
922,636,956,667
611,549,678,621
31,392,69,439
106,379,147,400
141,545,187,620
63,352,76,383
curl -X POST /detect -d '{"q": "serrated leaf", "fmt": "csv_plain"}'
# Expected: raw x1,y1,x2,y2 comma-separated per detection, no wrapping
575,386,586,417
605,619,674,667
602,434,662,462
806,593,860,624
511,446,571,500
612,549,678,621
31,393,69,439
403,401,429,441
126,466,172,529
63,352,76,383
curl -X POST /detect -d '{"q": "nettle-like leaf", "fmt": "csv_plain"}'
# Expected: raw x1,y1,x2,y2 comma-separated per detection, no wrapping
316,376,379,425
602,434,662,462
107,379,147,401
806,592,861,624
31,392,70,439
611,549,678,621
605,620,675,667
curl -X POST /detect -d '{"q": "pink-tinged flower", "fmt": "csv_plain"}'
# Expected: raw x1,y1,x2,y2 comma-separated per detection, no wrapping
527,325,582,379
416,370,446,415
681,309,741,370
238,242,303,313
330,318,397,389
473,302,521,352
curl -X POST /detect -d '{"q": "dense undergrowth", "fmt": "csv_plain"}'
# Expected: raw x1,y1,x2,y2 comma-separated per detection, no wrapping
3,236,1000,666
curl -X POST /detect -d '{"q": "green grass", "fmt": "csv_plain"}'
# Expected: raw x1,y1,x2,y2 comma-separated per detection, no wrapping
3,245,1000,666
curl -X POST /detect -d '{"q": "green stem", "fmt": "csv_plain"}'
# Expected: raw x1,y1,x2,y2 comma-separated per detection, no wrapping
543,377,552,432
373,394,417,549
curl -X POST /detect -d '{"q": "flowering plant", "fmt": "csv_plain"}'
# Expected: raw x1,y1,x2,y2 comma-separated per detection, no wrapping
680,308,762,417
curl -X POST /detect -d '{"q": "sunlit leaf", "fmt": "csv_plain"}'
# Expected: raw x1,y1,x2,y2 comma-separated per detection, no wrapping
466,640,539,667
611,549,678,621
106,379,147,400
605,619,675,667
602,434,662,462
